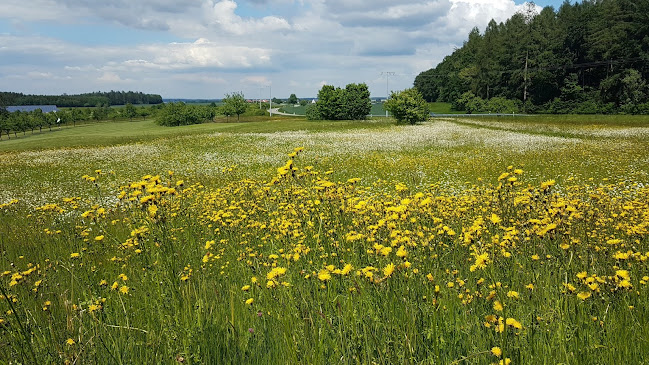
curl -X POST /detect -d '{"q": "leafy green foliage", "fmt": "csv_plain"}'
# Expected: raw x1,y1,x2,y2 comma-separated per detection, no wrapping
156,102,201,126
414,0,649,114
287,94,299,105
309,83,371,120
384,88,430,124
0,90,162,107
123,103,137,120
454,92,521,114
223,92,249,121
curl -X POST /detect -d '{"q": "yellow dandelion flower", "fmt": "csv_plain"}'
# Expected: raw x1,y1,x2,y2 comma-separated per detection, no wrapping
95,235,104,241
396,246,407,258
577,292,591,300
318,270,332,281
505,317,522,329
70,252,80,258
383,263,395,278
380,246,392,257
493,301,504,311
341,264,353,275
88,304,101,313
491,346,502,357
245,298,254,305
66,338,75,346
506,291,519,299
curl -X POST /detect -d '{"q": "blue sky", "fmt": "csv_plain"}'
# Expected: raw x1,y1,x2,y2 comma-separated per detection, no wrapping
0,0,571,99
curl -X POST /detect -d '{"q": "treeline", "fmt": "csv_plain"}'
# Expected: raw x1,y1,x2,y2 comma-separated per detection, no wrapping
0,100,274,139
156,99,268,126
414,0,649,114
0,91,163,107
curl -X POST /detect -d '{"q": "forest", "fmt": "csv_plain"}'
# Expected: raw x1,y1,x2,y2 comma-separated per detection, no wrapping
0,91,163,108
414,0,649,114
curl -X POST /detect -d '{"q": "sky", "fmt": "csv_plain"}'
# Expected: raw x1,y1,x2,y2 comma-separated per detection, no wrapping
0,0,571,99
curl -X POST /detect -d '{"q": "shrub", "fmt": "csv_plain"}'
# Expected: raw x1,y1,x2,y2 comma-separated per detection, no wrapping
384,88,430,124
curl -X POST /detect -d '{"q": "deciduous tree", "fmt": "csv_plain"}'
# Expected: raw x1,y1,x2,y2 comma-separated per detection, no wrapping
384,88,430,124
223,92,248,121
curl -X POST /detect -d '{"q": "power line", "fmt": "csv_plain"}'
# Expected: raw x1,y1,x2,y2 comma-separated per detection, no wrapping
381,72,395,117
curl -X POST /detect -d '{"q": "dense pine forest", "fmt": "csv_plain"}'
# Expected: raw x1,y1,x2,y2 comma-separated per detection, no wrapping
0,91,163,107
414,0,649,114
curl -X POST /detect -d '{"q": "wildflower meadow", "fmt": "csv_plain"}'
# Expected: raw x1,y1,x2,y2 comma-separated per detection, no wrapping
1,116,649,364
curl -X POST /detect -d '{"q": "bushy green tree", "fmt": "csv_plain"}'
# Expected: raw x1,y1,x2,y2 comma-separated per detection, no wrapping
344,83,371,120
30,109,45,133
309,83,371,120
305,103,321,120
287,94,299,104
156,102,200,126
124,103,137,120
223,92,248,121
384,88,430,124
0,107,8,140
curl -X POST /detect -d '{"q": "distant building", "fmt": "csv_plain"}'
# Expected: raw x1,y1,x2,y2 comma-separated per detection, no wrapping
6,105,59,113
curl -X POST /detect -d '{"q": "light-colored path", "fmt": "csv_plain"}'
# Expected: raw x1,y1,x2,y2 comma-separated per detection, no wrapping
268,108,303,116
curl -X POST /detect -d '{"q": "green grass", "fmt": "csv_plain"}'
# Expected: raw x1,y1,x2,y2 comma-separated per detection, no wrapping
0,116,393,153
428,102,463,114
1,114,649,363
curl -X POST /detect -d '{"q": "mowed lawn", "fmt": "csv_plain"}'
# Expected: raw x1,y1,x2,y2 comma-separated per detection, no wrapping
2,115,649,364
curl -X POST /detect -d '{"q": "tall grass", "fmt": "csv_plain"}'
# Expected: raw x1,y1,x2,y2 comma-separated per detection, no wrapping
1,117,649,363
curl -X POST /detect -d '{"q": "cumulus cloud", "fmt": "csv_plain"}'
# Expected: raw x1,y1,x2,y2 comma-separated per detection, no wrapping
0,0,539,97
202,0,291,35
241,75,272,86
98,72,128,83
138,39,272,70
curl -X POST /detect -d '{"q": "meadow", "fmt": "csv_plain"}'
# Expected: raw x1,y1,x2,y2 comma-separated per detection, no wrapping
1,115,649,364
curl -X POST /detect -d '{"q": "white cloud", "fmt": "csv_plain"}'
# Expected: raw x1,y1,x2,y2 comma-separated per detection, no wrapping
202,0,291,35
241,76,272,86
0,0,539,97
97,72,126,84
138,39,272,70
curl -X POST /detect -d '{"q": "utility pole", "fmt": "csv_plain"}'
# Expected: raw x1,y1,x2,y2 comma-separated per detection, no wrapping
523,50,529,114
381,72,395,117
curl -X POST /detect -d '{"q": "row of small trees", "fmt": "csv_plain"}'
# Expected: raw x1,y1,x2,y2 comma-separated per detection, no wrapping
0,104,161,139
0,108,60,139
155,94,265,126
